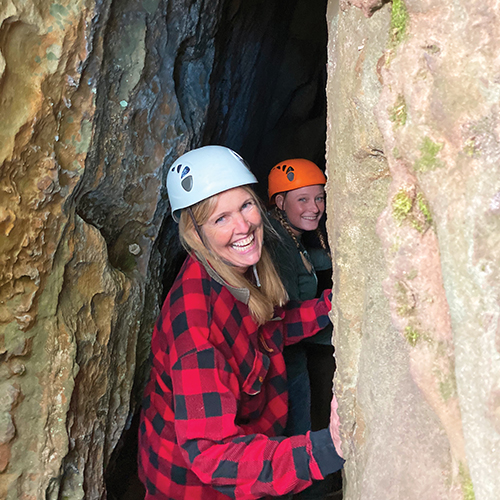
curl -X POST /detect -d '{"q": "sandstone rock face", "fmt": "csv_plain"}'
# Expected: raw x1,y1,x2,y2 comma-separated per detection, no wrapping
0,0,221,498
327,1,500,499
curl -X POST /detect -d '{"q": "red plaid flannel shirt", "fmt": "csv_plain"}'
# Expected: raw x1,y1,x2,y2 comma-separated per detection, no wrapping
139,255,343,499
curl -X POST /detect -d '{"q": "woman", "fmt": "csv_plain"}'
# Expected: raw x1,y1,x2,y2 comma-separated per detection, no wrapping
139,146,343,499
267,159,338,498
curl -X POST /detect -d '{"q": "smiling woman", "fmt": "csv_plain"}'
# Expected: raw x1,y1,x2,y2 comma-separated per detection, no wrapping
138,145,344,499
201,188,264,272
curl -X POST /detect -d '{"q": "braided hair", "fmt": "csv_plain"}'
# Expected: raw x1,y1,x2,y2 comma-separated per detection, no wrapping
273,202,331,263
313,223,331,260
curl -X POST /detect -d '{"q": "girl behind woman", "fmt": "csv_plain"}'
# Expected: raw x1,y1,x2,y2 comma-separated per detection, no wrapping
268,159,338,498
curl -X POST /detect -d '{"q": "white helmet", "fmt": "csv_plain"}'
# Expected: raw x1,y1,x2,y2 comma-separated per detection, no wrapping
167,145,258,221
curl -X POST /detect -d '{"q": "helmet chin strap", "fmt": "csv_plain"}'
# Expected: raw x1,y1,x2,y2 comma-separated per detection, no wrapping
252,264,261,287
285,218,304,234
188,207,207,247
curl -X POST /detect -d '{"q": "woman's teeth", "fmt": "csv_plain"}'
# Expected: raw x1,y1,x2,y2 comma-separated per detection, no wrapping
231,233,255,251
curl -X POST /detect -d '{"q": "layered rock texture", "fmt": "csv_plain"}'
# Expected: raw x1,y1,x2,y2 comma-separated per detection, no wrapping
328,1,500,499
0,0,498,499
0,0,214,497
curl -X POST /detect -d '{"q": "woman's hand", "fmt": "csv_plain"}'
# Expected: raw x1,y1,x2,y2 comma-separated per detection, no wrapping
329,393,344,458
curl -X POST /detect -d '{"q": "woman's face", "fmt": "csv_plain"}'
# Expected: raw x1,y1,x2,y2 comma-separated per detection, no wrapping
277,184,325,232
202,187,264,273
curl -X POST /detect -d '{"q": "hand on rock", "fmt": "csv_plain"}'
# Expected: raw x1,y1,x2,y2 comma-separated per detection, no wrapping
329,393,344,458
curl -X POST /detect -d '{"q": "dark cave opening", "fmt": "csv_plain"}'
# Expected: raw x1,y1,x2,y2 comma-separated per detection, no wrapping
105,0,330,498
203,0,328,198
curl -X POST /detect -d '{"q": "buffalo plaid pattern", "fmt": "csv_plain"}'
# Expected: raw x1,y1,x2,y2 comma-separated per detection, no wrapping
139,255,344,499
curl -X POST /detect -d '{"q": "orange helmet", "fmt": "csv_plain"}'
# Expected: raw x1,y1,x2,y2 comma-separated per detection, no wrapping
268,158,327,203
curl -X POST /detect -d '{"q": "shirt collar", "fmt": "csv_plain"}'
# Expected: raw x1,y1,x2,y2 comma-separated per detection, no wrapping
195,252,251,305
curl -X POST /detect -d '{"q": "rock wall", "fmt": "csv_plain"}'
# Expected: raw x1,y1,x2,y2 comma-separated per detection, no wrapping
327,1,500,499
0,0,221,498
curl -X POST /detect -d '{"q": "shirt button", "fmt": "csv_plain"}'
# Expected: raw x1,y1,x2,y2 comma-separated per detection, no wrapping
258,376,264,383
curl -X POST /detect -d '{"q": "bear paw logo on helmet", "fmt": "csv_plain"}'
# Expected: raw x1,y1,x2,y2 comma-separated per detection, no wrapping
171,163,193,192
274,164,295,182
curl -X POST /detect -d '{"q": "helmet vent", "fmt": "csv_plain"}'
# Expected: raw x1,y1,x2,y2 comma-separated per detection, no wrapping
181,175,193,192
285,166,295,181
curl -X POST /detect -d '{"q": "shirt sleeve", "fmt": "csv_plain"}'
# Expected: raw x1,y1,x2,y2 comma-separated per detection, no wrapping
278,289,333,346
171,341,344,499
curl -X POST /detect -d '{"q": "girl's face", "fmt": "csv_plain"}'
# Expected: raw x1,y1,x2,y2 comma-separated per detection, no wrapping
276,184,325,233
202,187,264,273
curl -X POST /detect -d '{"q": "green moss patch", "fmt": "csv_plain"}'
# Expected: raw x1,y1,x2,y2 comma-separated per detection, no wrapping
415,137,444,172
389,94,407,128
417,193,432,223
463,137,479,157
389,0,409,49
459,463,475,500
405,325,420,346
407,269,418,280
392,188,434,233
395,281,415,317
392,189,413,224
439,377,455,402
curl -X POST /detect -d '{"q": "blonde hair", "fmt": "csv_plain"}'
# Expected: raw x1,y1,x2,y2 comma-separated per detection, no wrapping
179,186,288,325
